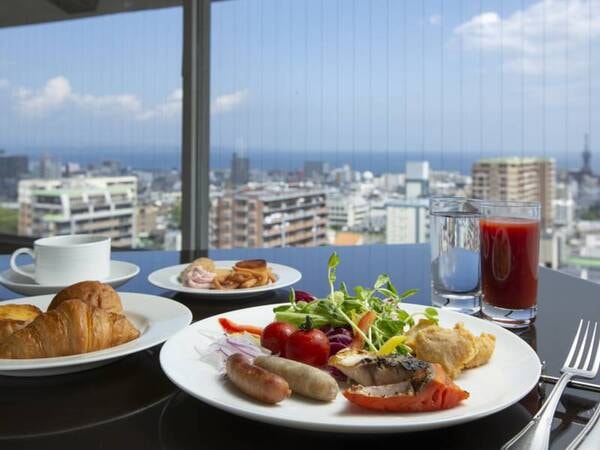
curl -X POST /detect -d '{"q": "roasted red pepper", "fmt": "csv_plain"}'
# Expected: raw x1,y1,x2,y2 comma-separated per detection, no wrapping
350,311,377,351
218,317,263,336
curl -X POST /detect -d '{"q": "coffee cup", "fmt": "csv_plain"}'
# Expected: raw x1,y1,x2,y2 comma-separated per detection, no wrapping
9,235,111,285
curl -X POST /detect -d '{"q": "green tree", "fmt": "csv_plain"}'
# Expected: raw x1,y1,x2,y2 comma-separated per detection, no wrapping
0,207,18,234
170,200,181,229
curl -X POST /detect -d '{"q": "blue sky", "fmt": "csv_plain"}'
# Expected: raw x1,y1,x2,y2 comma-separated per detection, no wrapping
0,0,598,164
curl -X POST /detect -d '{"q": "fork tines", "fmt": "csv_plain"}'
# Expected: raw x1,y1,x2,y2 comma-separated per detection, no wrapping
563,320,600,376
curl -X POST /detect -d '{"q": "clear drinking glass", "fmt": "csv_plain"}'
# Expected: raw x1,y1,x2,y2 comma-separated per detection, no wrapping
479,200,541,328
430,197,481,315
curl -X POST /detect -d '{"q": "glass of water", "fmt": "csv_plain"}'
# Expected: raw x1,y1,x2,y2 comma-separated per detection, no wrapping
430,197,481,315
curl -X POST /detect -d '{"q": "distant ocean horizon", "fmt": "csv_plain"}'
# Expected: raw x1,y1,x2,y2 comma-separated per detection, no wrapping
6,146,595,176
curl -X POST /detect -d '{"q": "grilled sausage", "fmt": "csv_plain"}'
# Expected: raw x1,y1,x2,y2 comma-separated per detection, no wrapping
226,353,291,404
254,355,338,402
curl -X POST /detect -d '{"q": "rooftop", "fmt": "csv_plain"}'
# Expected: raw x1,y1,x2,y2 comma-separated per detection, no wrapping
474,156,555,165
385,198,429,207
32,186,133,197
238,188,326,202
333,232,364,246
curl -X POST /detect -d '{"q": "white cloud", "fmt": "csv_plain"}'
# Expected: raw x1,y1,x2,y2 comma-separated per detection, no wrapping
14,76,72,115
429,14,441,26
211,89,248,115
12,76,246,121
0,79,9,89
12,76,183,122
76,93,141,113
454,0,600,76
137,88,182,121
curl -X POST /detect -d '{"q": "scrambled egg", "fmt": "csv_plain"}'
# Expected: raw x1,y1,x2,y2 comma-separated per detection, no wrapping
406,320,496,379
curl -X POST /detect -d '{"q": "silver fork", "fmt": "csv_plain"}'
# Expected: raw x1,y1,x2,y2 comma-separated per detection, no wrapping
502,320,600,450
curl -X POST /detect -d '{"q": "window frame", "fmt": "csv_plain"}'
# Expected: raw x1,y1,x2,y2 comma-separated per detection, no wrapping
181,0,211,251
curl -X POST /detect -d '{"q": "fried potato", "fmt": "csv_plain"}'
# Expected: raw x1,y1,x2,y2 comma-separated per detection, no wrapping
210,260,274,290
221,280,240,289
214,268,232,277
465,333,496,369
411,325,477,379
240,278,258,289
405,319,437,348
407,321,496,378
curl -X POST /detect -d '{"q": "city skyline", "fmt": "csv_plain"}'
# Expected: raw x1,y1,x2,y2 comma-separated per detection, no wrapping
2,140,596,179
0,1,598,158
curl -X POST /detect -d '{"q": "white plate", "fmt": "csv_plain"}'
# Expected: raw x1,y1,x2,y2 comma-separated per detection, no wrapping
160,303,541,433
148,261,301,298
0,260,140,296
0,292,192,376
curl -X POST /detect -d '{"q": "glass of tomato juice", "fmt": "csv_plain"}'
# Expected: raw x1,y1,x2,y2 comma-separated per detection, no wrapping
479,200,541,328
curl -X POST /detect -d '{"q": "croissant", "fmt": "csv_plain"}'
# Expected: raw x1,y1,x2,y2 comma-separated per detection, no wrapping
0,304,42,341
0,299,140,359
48,281,123,314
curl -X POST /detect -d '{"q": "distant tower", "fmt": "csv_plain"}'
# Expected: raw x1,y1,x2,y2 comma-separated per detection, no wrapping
230,152,250,186
582,133,592,176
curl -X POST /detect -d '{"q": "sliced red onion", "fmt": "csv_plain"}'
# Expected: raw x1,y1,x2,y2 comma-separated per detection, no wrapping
196,330,270,373
323,326,352,338
326,327,353,355
294,290,316,303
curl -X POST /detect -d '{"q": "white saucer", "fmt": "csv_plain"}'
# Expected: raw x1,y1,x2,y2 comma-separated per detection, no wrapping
0,260,140,296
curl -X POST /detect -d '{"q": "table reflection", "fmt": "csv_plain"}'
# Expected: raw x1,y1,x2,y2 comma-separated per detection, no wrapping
0,347,174,439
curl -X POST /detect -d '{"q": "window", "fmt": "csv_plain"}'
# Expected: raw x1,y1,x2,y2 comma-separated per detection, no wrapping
208,0,600,282
0,4,183,249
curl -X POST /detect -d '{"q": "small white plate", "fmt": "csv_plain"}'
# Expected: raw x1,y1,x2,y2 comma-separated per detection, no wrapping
160,303,542,434
0,260,140,296
148,261,301,298
0,292,192,376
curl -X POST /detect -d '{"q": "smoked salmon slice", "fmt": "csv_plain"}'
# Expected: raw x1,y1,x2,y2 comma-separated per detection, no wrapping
342,363,469,412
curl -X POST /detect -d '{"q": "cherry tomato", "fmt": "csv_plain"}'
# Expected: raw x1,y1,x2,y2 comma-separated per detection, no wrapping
260,322,297,356
285,317,330,367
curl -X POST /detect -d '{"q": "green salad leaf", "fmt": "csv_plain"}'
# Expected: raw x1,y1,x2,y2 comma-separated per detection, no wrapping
273,252,438,353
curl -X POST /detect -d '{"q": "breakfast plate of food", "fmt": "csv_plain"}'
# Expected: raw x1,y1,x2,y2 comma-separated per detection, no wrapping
0,281,192,376
148,258,301,297
159,253,541,433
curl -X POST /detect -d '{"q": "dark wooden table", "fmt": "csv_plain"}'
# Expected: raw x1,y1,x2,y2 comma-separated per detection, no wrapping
0,245,598,450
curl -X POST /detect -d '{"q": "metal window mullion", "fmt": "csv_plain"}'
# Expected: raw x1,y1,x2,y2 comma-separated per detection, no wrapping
182,0,211,251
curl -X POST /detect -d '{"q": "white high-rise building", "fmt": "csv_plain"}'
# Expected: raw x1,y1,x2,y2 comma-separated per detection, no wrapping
405,161,429,199
18,176,137,248
385,198,429,244
327,194,369,229
553,198,575,231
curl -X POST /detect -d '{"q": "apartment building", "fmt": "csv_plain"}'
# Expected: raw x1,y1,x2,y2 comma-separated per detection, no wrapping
211,187,327,248
385,198,429,244
471,157,555,231
18,176,137,248
405,161,430,199
327,194,368,229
